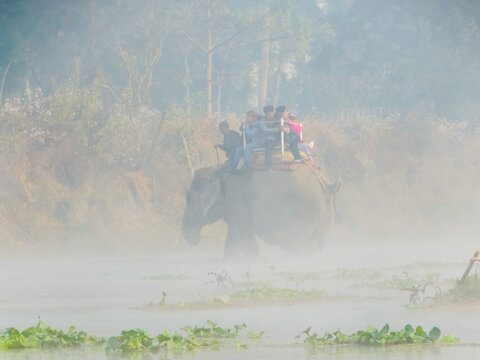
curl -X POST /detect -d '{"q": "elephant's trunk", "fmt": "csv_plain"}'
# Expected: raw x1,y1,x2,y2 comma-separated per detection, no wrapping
182,218,202,246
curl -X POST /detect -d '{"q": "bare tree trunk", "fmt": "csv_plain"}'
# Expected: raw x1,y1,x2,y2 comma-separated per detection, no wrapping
206,0,213,117
140,47,162,104
259,0,270,109
181,131,194,179
217,74,222,115
88,0,101,75
273,67,282,106
216,53,228,115
145,112,166,170
184,56,192,116
25,79,31,102
0,61,12,106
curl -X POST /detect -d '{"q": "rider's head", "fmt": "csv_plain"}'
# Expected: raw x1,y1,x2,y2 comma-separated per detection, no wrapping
275,105,287,120
263,105,274,120
246,110,258,124
288,113,299,123
218,121,230,135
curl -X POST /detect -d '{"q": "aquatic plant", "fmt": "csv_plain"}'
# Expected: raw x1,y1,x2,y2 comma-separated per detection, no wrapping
248,331,265,339
105,321,248,354
208,271,235,288
0,320,248,355
297,324,457,346
443,273,480,301
0,320,103,350
141,274,188,281
229,286,327,303
105,329,157,354
143,285,329,311
183,320,246,338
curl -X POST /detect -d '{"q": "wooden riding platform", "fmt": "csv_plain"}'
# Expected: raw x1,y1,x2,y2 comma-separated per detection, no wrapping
250,161,302,172
247,147,317,172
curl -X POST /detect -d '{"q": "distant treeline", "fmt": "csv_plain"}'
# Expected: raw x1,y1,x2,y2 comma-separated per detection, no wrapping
1,0,480,120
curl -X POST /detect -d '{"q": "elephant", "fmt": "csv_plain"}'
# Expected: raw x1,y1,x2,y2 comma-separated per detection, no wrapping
181,165,340,257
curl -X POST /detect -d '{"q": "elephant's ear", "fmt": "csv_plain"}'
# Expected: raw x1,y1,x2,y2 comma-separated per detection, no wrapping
201,177,221,214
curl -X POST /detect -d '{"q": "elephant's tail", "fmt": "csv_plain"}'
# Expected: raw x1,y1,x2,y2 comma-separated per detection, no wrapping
327,178,341,194
332,190,342,225
304,161,340,195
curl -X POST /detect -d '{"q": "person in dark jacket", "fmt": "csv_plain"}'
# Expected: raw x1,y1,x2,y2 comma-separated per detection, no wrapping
214,121,242,174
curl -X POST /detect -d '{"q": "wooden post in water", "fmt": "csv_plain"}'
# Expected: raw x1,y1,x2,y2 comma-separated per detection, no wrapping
459,250,480,284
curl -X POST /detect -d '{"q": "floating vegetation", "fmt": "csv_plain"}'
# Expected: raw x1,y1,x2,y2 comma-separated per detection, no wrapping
141,274,188,281
248,331,265,339
208,271,235,288
229,286,328,304
183,321,246,338
1,321,248,355
275,271,326,281
378,273,441,290
143,286,329,311
105,321,249,354
333,268,384,280
439,273,480,303
297,324,459,347
0,320,104,350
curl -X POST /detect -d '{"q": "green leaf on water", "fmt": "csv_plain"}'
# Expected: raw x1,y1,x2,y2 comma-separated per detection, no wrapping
404,324,414,334
439,334,459,344
296,326,311,339
428,327,441,341
379,323,389,337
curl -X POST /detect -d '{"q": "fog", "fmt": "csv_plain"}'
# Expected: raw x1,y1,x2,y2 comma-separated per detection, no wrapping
1,0,480,358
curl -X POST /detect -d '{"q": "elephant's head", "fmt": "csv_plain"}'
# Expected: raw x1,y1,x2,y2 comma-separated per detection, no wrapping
182,169,223,246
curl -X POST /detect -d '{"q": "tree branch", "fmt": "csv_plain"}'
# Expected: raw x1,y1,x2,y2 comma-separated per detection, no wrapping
211,10,268,53
173,24,207,54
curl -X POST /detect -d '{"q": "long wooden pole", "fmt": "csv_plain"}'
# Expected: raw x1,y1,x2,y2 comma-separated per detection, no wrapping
459,250,480,284
242,123,246,147
280,117,284,155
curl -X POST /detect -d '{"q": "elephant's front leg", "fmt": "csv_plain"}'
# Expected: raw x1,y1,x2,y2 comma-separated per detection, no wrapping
224,223,258,258
224,225,241,258
238,226,258,257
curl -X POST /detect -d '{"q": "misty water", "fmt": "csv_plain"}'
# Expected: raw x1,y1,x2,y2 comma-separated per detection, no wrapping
1,244,479,359
3,0,480,359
